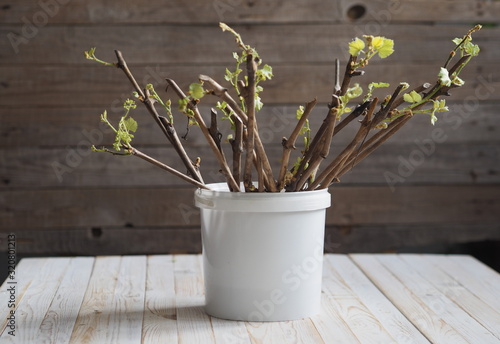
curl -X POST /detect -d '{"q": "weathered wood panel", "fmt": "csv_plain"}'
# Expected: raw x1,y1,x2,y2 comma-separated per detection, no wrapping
1,63,497,108
1,0,498,24
1,142,498,188
1,102,498,147
1,0,499,257
1,185,499,230
1,24,499,64
6,223,500,257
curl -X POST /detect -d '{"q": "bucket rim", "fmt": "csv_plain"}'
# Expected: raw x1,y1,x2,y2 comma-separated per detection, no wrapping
194,182,331,212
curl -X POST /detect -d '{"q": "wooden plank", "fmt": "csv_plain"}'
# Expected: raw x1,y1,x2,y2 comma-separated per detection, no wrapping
356,254,499,343
174,255,215,344
1,101,499,148
8,227,203,256
2,141,498,188
351,254,469,343
2,185,500,230
1,63,497,107
142,255,178,344
243,319,324,344
37,257,94,344
68,256,121,344
0,257,71,343
309,293,360,343
0,258,47,334
424,255,500,312
105,255,146,344
210,317,252,344
324,223,500,254
0,0,498,24
327,184,500,226
5,222,500,257
1,24,498,64
400,255,500,340
321,255,398,343
328,255,430,343
0,187,198,229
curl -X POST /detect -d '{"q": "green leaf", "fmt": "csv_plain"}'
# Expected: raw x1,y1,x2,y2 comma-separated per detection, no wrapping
189,83,205,99
349,38,365,56
346,83,363,99
216,101,228,111
465,42,480,56
438,67,452,86
377,38,394,58
124,117,138,132
257,64,273,81
84,47,96,60
178,98,189,112
364,82,390,101
296,105,305,120
403,90,422,103
369,82,390,90
255,95,263,111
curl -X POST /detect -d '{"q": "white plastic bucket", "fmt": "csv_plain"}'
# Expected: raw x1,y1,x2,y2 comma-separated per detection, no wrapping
195,183,331,321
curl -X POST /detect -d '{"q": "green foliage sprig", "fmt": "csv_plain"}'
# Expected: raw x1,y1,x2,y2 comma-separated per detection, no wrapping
91,99,138,154
86,23,482,192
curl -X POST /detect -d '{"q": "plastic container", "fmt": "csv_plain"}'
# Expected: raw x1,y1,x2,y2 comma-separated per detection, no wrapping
195,183,331,321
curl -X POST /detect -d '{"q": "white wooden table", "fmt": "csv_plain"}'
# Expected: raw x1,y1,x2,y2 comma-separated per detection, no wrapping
1,254,499,343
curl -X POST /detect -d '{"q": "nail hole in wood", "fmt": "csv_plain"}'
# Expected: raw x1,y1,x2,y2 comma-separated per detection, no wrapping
91,227,103,238
347,4,366,21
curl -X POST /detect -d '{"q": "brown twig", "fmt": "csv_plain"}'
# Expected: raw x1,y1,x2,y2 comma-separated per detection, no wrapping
114,50,144,99
334,100,370,134
208,108,224,154
294,107,337,191
199,74,277,192
243,55,257,191
158,116,203,182
277,98,317,190
337,112,413,178
114,50,203,183
340,55,364,95
128,147,211,190
229,114,244,186
166,78,240,192
309,98,379,190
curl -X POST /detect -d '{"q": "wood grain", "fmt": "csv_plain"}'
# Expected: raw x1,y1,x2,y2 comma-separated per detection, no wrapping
0,258,47,333
0,0,498,24
1,0,498,256
2,185,499,230
1,63,496,108
142,255,178,344
37,257,95,344
1,24,498,64
174,255,215,344
326,255,430,343
1,102,498,147
0,254,498,342
351,254,470,343
322,255,397,343
1,142,498,189
3,258,73,344
400,255,500,339
68,256,122,343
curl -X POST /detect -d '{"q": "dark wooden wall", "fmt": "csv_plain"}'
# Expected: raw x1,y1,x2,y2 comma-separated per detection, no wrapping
1,0,499,258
